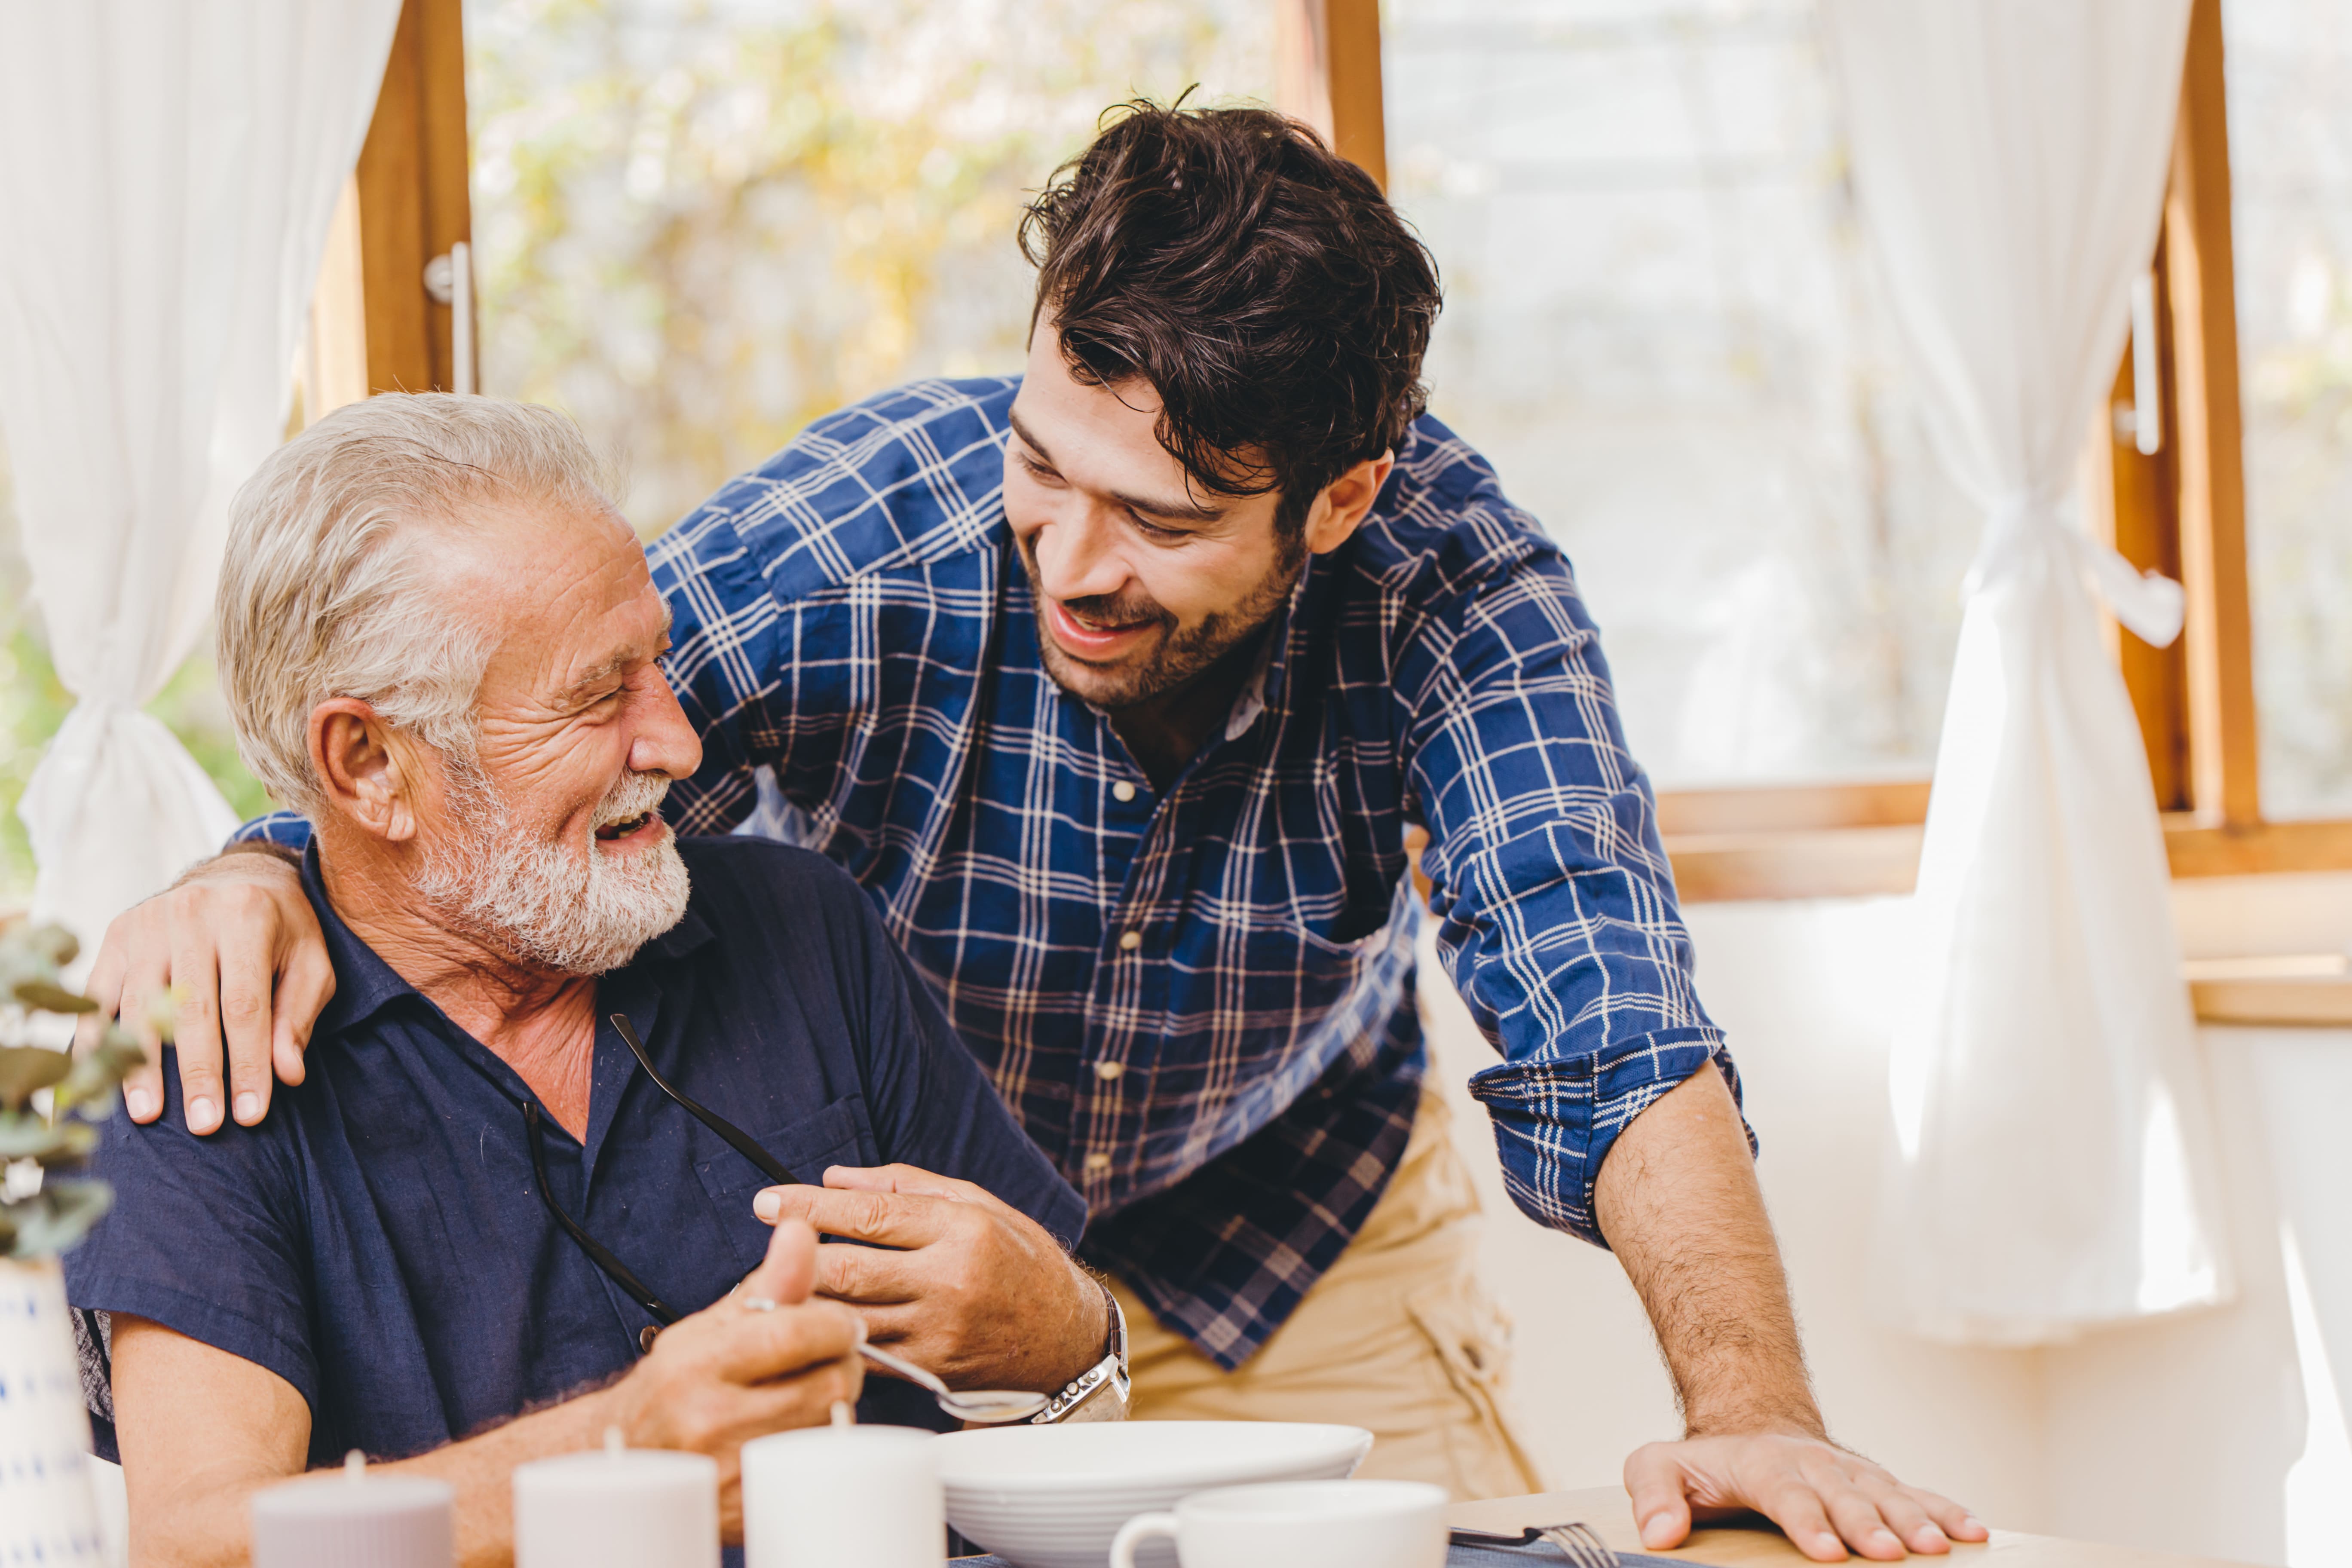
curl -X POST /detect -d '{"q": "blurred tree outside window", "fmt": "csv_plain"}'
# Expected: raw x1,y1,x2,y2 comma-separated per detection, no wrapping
2223,0,2352,818
466,0,1273,537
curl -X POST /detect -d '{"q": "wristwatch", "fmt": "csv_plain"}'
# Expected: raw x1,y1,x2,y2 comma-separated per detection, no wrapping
1032,1278,1130,1424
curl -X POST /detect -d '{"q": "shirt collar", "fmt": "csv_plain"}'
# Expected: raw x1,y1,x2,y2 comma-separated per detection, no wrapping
300,841,716,1042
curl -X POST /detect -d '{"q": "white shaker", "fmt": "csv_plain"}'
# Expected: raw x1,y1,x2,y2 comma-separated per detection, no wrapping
514,1430,718,1568
250,1453,454,1568
741,1425,941,1568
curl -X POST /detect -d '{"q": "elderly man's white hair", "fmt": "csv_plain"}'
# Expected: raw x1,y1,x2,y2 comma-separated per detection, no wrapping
217,393,622,814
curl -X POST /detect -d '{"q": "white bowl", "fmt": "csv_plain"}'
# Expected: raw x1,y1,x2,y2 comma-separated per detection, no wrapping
937,1421,1373,1568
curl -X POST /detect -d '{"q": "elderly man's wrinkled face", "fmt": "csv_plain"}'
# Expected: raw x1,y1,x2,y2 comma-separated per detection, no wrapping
414,503,703,975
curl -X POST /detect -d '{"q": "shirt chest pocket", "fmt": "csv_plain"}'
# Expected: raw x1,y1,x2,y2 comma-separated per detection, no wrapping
693,1095,874,1275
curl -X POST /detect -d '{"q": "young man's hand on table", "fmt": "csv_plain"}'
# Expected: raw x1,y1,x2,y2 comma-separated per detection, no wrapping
1600,1068,1988,1562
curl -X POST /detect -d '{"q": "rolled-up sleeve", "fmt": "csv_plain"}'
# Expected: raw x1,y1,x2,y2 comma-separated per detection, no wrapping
1399,499,1747,1247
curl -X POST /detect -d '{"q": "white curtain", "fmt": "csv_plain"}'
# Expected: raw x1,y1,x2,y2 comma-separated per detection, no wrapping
1825,0,2230,1343
0,0,401,952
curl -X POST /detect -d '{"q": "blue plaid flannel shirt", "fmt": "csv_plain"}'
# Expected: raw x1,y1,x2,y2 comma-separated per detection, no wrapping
242,375,1737,1368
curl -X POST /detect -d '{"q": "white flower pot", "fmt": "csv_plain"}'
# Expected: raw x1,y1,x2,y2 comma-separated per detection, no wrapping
0,1257,105,1568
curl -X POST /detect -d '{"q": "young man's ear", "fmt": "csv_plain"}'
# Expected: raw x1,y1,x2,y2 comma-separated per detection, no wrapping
308,700,420,843
1302,451,1396,556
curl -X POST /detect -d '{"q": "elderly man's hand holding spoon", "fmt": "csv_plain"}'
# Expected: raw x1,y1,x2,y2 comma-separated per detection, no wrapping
753,1164,1109,1405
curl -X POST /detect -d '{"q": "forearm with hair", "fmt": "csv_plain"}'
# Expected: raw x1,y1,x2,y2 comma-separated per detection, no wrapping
1593,1065,1824,1439
113,1317,618,1568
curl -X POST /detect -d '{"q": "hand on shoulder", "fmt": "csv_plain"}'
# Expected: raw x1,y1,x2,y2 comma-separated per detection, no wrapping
80,843,333,1136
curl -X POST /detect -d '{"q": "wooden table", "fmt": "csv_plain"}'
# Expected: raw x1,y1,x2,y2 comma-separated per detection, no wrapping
1448,1488,2251,1568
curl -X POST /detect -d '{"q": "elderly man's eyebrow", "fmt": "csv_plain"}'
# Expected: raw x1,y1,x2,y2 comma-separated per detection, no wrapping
556,612,672,703
1008,410,1227,524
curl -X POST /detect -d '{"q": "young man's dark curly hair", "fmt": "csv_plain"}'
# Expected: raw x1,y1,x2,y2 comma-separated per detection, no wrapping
1019,98,1443,536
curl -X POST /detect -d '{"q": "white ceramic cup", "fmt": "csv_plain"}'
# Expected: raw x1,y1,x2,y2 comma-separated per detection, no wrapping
1109,1479,1449,1568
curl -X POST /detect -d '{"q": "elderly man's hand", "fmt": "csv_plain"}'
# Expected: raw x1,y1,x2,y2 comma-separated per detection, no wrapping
1626,1431,1986,1563
78,845,333,1134
602,1217,864,1539
754,1164,1106,1397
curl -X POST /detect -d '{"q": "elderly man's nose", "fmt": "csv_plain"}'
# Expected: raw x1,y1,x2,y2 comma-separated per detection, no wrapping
632,672,704,780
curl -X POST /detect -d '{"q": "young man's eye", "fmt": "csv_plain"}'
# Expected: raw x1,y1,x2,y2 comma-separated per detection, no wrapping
1018,451,1063,485
1129,513,1188,542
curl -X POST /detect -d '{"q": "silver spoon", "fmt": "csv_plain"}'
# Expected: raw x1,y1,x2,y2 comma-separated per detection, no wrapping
858,1341,1047,1424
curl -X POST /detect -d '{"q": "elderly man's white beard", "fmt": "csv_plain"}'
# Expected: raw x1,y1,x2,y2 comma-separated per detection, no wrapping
416,765,691,976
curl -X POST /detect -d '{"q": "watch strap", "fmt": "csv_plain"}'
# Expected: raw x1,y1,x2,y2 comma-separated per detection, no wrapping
1032,1278,1130,1424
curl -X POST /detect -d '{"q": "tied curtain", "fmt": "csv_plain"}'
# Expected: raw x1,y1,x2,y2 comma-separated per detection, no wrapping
0,0,400,952
1824,0,2227,1342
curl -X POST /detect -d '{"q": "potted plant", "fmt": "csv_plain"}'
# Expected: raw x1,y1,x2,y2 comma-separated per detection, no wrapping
2,919,149,1568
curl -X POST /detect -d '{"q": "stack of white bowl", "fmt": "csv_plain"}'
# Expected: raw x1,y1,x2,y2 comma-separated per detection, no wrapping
935,1421,1373,1568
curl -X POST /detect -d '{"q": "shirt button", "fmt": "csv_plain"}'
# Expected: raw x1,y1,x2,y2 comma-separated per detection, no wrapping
1094,1060,1126,1081
1112,781,1137,803
1118,930,1143,952
1084,1152,1112,1173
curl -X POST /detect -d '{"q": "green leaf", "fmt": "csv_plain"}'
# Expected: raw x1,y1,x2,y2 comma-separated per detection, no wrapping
0,1115,96,1161
92,1039,146,1075
52,1040,145,1117
1,1179,113,1260
13,980,98,1014
0,1046,73,1112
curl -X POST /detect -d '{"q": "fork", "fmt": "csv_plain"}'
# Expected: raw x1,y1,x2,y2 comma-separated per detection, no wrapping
1447,1520,1617,1568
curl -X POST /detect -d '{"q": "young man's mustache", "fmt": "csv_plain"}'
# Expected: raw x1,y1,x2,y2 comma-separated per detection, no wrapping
1059,591,1168,631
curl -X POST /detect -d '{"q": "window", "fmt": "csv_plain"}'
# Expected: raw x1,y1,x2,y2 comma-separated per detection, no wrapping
1383,0,1977,790
183,0,2352,899
2223,0,2352,820
466,0,1272,535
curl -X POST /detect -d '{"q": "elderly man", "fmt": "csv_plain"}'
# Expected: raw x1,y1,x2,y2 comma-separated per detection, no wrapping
64,395,1109,1567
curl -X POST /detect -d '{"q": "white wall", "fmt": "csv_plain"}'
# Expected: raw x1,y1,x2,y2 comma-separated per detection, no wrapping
1421,872,2352,1562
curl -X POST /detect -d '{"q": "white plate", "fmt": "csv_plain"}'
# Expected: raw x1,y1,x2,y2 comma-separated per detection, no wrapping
938,1422,1372,1568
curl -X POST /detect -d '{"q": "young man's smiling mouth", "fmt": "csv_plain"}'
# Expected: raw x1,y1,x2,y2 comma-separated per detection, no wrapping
1044,596,1161,662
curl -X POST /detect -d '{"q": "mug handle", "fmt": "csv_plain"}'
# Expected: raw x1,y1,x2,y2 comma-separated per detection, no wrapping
1110,1511,1180,1568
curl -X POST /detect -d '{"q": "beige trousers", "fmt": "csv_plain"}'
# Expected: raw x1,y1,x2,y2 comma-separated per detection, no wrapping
1107,1092,1546,1501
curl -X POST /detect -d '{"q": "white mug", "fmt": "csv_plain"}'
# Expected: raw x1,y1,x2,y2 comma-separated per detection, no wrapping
1110,1479,1448,1568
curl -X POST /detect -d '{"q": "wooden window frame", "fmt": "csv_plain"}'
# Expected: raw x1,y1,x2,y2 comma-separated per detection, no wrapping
301,0,472,427
1317,0,2352,903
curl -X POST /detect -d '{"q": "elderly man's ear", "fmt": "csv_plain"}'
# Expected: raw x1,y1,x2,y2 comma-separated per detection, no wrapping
309,700,423,843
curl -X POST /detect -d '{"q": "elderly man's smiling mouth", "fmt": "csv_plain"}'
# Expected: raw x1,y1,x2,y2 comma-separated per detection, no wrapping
594,807,664,843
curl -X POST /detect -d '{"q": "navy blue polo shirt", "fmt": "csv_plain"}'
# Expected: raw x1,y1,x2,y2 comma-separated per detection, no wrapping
67,836,1085,1467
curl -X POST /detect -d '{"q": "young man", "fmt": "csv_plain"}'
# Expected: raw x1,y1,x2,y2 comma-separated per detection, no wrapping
98,104,1979,1557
